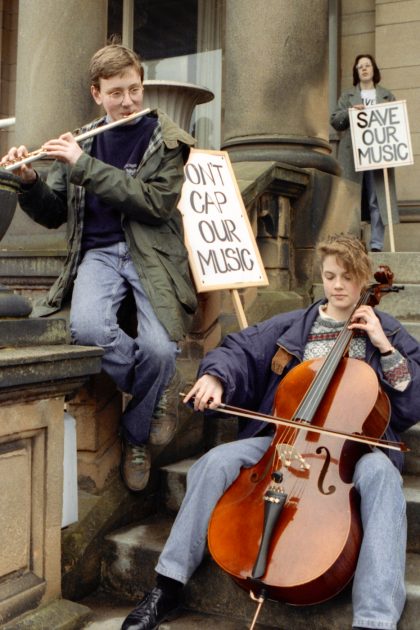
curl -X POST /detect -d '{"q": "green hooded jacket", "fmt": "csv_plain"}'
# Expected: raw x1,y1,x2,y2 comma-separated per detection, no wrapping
18,109,198,341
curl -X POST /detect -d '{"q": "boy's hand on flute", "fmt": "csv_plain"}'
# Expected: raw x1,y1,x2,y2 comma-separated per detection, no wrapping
42,132,83,166
1,146,37,182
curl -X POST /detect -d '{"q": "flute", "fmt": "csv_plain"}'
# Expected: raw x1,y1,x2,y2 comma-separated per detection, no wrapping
0,108,151,172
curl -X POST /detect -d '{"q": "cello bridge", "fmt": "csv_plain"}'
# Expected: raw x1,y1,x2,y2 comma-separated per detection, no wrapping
276,443,310,470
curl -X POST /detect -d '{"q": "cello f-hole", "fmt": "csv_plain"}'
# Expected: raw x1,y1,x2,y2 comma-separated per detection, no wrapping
250,449,276,483
316,446,336,495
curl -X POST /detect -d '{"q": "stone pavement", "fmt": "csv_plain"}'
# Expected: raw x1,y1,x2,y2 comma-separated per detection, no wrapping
82,590,274,629
80,591,131,629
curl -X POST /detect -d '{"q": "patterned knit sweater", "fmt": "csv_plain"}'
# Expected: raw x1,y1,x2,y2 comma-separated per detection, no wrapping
303,306,410,392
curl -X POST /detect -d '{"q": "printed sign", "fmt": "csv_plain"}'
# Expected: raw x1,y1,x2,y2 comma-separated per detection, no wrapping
349,100,413,171
178,149,268,292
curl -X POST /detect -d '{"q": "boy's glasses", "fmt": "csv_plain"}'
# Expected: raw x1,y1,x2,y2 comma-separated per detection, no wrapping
107,87,143,103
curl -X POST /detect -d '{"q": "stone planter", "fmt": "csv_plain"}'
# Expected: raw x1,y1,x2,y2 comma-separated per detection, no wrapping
143,80,214,131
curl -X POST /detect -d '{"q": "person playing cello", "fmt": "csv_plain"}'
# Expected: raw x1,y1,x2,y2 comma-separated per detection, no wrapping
121,233,420,630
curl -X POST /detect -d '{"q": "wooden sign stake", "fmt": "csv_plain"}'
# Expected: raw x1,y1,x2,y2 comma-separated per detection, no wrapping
383,167,396,253
230,289,248,330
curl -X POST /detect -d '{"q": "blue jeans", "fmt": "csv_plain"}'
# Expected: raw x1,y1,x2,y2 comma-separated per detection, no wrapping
70,242,178,445
352,450,406,629
156,442,406,630
364,171,385,251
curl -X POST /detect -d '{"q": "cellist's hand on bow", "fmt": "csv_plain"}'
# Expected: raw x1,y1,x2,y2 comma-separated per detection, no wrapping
183,374,224,412
348,305,394,354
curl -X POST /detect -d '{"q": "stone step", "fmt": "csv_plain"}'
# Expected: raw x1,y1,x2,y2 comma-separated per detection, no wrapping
156,612,273,629
370,283,420,323
101,514,420,629
81,590,273,629
368,251,420,283
404,474,420,553
363,222,420,255
404,322,420,341
2,599,92,630
405,424,420,475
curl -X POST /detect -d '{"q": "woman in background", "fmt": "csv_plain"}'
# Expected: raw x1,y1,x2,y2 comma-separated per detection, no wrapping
331,54,399,252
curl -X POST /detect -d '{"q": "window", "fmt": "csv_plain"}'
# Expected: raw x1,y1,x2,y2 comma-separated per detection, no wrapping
108,0,223,149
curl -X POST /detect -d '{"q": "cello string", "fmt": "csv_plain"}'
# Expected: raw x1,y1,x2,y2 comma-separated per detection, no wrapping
269,290,375,511
270,421,311,508
278,287,385,488
267,290,370,462
294,289,369,422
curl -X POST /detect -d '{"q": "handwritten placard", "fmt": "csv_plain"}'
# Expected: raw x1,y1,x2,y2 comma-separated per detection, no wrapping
349,100,413,171
178,149,268,292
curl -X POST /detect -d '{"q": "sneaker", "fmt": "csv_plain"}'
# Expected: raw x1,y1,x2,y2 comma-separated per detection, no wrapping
120,439,151,492
149,369,184,446
121,586,182,630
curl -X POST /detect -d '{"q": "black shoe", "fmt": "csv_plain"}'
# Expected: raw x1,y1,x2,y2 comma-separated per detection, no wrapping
121,587,182,630
370,247,382,252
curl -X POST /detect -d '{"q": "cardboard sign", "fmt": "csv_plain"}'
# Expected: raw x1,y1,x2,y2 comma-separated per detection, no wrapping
349,100,413,171
178,149,268,292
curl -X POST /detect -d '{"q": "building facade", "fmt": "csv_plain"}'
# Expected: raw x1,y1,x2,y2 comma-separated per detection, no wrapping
1,1,420,625
1,1,419,252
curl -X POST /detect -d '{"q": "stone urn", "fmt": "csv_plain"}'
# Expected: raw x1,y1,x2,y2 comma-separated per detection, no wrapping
143,80,214,131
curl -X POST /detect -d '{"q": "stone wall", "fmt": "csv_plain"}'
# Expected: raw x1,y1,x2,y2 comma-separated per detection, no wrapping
0,0,17,156
0,324,102,626
376,0,420,207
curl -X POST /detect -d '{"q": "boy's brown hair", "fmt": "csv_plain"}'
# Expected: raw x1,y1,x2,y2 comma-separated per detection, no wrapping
89,44,144,89
316,233,372,288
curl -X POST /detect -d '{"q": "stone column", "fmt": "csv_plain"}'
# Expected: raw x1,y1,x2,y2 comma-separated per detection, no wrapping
222,0,338,175
2,0,107,250
14,0,107,148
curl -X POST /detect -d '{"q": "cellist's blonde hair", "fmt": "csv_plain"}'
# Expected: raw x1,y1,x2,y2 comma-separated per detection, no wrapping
316,233,372,288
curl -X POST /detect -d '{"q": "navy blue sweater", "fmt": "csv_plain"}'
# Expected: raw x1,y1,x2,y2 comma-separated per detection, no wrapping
82,115,157,253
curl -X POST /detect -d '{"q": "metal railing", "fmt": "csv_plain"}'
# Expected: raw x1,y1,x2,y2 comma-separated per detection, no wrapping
0,117,16,129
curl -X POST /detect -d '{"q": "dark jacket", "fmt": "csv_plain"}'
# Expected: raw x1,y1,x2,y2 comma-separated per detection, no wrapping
330,85,399,225
18,109,197,341
199,300,420,471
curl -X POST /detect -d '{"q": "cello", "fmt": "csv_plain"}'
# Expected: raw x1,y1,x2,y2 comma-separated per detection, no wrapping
206,266,407,626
